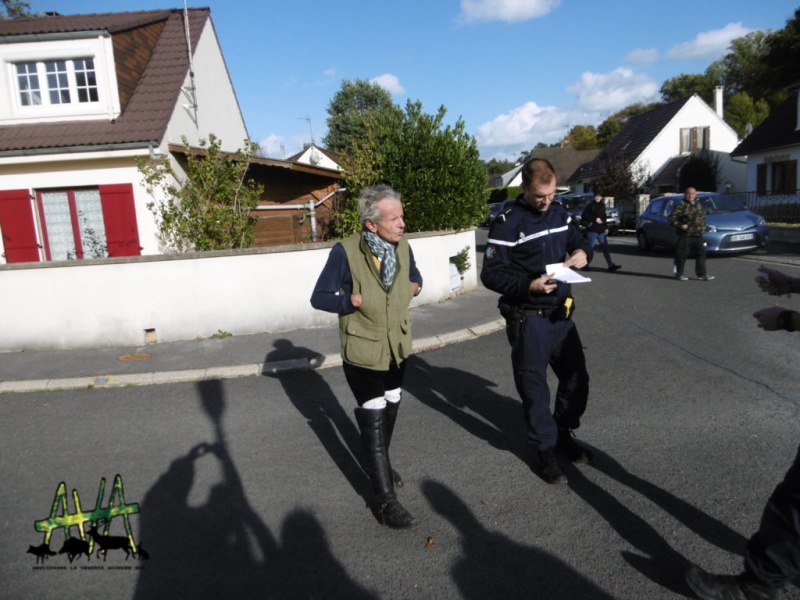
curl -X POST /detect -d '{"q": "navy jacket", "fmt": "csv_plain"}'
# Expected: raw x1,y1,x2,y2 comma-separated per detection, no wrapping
310,240,423,315
481,196,592,308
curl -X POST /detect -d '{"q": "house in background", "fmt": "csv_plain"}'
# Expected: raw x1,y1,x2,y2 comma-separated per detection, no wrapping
286,143,342,172
730,87,799,202
0,8,249,264
568,89,746,197
497,147,599,190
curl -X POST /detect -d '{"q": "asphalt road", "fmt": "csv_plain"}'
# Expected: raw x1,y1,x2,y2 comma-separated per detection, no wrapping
4,234,800,599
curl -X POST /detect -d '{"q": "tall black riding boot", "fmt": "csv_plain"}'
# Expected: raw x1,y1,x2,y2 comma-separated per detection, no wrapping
383,401,404,488
354,407,416,529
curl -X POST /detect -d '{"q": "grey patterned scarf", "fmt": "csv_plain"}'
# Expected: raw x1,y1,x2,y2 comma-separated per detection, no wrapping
363,231,397,289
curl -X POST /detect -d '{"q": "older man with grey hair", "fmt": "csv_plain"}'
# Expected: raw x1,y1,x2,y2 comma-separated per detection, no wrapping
311,185,423,529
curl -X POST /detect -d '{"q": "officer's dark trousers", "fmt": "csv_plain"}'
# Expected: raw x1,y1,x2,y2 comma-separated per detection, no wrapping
745,444,800,589
508,314,589,450
674,235,707,277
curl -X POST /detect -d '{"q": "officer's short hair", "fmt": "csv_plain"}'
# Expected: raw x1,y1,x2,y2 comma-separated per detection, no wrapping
520,157,557,189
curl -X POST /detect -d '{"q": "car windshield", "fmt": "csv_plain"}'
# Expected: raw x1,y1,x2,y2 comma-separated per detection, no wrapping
699,194,746,214
561,197,590,210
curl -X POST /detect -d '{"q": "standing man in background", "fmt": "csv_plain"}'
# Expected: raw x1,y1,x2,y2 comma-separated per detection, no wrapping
669,187,714,281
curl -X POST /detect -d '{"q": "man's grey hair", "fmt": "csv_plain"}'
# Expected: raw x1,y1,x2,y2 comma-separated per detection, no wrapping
358,185,401,227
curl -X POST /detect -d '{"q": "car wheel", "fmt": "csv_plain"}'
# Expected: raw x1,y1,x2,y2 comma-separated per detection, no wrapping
636,231,651,251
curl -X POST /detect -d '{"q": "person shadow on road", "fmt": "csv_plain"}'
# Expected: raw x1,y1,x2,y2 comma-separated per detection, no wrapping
423,479,615,599
403,354,529,462
133,378,376,599
264,339,371,506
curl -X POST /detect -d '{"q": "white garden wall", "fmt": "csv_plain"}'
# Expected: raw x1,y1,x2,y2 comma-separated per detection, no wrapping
0,229,477,351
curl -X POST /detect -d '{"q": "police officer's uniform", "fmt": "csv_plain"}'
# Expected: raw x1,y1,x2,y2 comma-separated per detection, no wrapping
481,196,593,451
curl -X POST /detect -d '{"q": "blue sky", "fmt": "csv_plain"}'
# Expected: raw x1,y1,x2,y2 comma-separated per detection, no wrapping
28,1,799,161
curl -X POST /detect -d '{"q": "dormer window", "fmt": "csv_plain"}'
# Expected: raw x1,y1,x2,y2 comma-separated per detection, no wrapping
0,35,120,125
15,57,98,107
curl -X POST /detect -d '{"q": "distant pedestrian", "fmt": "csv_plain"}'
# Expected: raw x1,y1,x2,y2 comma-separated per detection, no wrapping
310,185,422,529
685,265,800,600
581,191,621,272
668,187,714,281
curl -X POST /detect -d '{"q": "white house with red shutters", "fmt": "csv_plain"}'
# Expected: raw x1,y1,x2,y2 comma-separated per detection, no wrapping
0,8,248,263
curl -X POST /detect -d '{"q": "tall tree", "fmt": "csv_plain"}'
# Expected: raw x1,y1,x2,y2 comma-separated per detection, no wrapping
660,73,717,104
337,100,486,236
755,8,800,106
0,0,30,18
323,79,401,154
725,91,770,138
484,158,517,177
566,125,599,150
707,31,769,98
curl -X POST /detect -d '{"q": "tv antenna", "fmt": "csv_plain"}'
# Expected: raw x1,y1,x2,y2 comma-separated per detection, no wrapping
299,117,315,145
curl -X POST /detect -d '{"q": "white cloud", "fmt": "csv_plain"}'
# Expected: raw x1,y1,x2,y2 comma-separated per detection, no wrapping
458,0,561,24
323,68,336,77
475,101,569,149
370,73,405,95
566,68,659,112
625,48,659,63
476,67,660,159
666,22,752,60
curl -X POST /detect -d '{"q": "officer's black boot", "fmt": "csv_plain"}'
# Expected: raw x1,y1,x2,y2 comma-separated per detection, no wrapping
383,401,403,488
354,408,415,529
536,447,568,485
555,424,592,464
685,565,778,600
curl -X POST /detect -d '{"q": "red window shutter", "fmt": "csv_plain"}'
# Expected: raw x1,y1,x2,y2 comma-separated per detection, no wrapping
0,189,40,263
99,184,141,257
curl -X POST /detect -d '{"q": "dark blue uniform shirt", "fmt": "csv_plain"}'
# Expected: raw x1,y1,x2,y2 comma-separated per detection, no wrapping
481,196,592,308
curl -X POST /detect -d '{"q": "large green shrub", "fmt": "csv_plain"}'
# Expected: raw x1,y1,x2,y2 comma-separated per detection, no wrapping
336,100,487,236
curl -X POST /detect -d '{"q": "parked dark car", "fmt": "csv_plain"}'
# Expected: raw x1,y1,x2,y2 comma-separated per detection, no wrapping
635,192,769,253
556,193,620,235
482,202,506,227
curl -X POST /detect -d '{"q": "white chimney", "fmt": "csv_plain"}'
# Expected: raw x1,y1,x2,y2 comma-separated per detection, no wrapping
714,86,724,118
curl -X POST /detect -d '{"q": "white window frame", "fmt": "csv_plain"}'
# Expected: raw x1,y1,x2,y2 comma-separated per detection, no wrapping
0,35,121,125
14,57,99,107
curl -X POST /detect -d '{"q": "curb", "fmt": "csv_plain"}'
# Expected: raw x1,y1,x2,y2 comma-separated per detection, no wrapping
0,319,506,394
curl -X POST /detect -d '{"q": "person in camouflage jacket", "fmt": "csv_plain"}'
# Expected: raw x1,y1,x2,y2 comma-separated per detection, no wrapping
668,187,714,281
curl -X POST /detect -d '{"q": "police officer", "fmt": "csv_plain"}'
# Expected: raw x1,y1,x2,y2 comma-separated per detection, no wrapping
481,157,593,485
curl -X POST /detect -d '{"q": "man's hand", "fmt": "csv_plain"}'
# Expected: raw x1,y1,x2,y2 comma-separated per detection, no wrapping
530,274,558,294
411,282,421,297
350,293,363,308
564,249,588,270
756,266,793,296
753,306,787,330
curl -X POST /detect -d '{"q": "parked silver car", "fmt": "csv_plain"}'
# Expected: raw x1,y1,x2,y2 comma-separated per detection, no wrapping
635,192,769,253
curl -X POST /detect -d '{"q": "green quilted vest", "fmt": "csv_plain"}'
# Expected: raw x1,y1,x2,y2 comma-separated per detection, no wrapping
339,234,414,370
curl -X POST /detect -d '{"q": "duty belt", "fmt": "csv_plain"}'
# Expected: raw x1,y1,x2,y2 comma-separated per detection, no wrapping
520,307,556,318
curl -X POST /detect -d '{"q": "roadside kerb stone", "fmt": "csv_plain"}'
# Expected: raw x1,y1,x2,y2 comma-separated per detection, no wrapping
0,319,506,394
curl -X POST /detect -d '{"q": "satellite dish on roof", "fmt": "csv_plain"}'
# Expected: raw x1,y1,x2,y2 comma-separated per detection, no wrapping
309,148,322,165
745,122,753,136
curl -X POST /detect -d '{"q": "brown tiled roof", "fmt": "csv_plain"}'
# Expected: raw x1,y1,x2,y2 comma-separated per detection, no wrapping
0,9,210,154
568,97,691,183
731,89,800,156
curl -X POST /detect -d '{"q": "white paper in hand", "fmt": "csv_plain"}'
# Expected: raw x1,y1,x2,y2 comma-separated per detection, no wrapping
546,263,592,283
